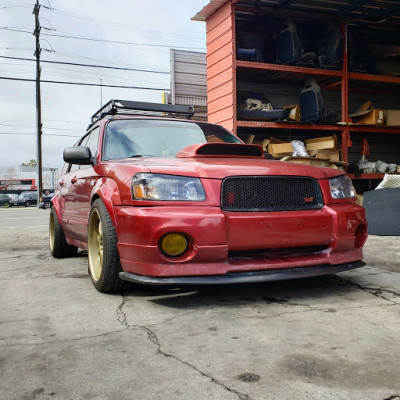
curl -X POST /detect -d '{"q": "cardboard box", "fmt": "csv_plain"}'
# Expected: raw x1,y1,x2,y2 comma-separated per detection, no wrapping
268,142,293,157
305,135,337,151
284,104,301,122
267,137,293,157
281,157,337,168
260,139,270,152
246,134,255,144
316,149,342,162
349,101,384,126
384,110,400,127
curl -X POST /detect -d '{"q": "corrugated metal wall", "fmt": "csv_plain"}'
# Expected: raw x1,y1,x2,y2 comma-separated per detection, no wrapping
206,1,235,132
169,49,207,119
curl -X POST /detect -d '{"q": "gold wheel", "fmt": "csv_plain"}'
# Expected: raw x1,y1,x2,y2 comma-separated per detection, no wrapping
88,209,103,283
49,210,55,253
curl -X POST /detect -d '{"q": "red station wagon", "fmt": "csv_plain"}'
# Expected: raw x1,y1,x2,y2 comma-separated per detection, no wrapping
49,100,367,293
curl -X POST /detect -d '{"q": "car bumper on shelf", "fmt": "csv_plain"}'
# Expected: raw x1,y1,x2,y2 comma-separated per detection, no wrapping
119,261,365,285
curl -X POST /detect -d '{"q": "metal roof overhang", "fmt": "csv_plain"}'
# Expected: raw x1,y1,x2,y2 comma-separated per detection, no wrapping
193,0,400,31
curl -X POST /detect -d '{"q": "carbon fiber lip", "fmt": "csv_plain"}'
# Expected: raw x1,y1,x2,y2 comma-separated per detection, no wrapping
119,261,365,286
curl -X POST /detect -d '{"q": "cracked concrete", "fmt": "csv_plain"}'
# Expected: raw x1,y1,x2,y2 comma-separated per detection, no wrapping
1,208,400,400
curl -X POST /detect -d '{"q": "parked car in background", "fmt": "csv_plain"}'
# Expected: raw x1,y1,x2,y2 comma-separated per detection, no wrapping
0,193,12,206
39,192,54,209
12,191,37,207
7,193,19,203
49,100,368,294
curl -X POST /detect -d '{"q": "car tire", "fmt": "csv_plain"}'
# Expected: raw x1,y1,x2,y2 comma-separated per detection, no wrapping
88,198,123,293
44,202,51,209
49,207,78,258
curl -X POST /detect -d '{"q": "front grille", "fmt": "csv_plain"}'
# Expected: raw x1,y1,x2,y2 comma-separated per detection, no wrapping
221,176,323,212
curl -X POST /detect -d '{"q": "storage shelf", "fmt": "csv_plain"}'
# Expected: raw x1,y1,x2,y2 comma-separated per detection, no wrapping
237,120,343,130
236,60,344,77
348,72,400,85
203,3,400,182
348,125,400,134
349,173,399,180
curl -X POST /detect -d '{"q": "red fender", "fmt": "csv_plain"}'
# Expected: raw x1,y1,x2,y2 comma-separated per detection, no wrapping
51,193,63,223
91,178,121,228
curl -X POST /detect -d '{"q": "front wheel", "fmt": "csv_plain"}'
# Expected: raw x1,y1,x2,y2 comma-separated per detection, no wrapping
88,199,123,293
49,207,77,258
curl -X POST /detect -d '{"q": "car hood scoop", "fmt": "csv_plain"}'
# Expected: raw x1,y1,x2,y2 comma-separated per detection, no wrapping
175,143,264,158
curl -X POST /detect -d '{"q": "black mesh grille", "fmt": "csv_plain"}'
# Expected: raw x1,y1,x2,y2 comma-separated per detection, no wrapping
221,176,323,212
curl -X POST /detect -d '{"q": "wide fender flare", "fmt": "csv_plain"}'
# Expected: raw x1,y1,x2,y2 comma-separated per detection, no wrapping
51,194,62,222
91,178,121,228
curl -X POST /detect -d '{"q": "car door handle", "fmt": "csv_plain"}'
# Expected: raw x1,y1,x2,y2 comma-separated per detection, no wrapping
59,181,65,187
71,177,77,184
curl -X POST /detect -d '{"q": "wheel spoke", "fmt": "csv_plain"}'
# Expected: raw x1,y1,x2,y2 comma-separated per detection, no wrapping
88,210,103,283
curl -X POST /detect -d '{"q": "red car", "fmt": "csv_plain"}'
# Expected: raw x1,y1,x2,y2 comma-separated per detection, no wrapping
49,100,367,293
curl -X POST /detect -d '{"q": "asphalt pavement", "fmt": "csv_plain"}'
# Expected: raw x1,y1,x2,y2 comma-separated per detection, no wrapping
1,207,400,400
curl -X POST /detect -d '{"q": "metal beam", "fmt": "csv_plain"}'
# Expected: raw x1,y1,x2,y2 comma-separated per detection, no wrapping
339,0,373,16
363,3,400,22
275,0,297,9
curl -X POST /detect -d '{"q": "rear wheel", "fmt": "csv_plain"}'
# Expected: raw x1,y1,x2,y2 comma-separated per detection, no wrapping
49,207,77,258
88,199,123,293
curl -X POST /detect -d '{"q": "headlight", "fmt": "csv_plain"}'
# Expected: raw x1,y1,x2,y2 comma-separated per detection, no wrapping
329,175,356,199
132,173,206,201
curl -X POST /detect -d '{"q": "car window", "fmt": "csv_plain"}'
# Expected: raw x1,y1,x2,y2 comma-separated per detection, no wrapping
67,127,100,172
103,119,242,160
80,127,100,170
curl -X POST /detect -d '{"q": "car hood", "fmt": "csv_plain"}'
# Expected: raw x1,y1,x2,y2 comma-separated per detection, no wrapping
104,158,341,181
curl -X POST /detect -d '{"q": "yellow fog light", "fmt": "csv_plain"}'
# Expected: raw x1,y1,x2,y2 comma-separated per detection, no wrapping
160,233,188,257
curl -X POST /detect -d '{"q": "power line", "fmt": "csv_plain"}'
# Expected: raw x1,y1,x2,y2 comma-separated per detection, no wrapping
0,123,82,132
0,55,169,74
42,31,205,50
43,5,204,42
0,76,169,90
0,27,205,51
0,5,32,8
0,132,81,137
44,119,85,124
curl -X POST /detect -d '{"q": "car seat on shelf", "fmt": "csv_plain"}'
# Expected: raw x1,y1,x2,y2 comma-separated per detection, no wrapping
276,21,301,65
299,79,337,124
317,23,343,70
276,21,316,67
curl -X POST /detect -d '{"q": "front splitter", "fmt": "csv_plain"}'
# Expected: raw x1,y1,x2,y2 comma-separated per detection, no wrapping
119,261,365,286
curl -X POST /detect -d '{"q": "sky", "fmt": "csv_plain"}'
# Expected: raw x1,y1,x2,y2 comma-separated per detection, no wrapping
0,0,210,170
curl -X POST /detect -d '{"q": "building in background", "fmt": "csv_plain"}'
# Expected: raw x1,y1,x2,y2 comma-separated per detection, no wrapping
0,166,59,193
164,49,207,120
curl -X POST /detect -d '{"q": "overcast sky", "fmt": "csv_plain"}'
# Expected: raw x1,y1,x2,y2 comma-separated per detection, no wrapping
0,0,209,170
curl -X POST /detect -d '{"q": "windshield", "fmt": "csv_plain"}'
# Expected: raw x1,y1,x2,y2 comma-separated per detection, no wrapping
103,119,242,160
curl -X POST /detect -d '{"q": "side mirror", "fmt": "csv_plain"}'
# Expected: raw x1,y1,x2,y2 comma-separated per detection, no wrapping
63,146,93,165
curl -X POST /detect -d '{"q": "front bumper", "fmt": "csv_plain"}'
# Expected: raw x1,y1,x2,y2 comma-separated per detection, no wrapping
119,261,365,285
114,203,367,278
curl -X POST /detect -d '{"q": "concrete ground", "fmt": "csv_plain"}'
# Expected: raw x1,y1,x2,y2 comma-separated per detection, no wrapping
0,207,399,400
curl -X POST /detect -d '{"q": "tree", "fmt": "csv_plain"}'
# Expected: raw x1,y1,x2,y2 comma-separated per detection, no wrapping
21,159,37,167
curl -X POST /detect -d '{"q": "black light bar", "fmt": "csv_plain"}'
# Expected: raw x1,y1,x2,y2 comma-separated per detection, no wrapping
90,99,195,125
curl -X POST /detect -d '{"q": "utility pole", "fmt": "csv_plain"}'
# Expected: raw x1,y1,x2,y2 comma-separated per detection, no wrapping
33,0,43,206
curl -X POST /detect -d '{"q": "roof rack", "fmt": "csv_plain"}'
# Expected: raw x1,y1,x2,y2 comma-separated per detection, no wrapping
89,99,195,128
